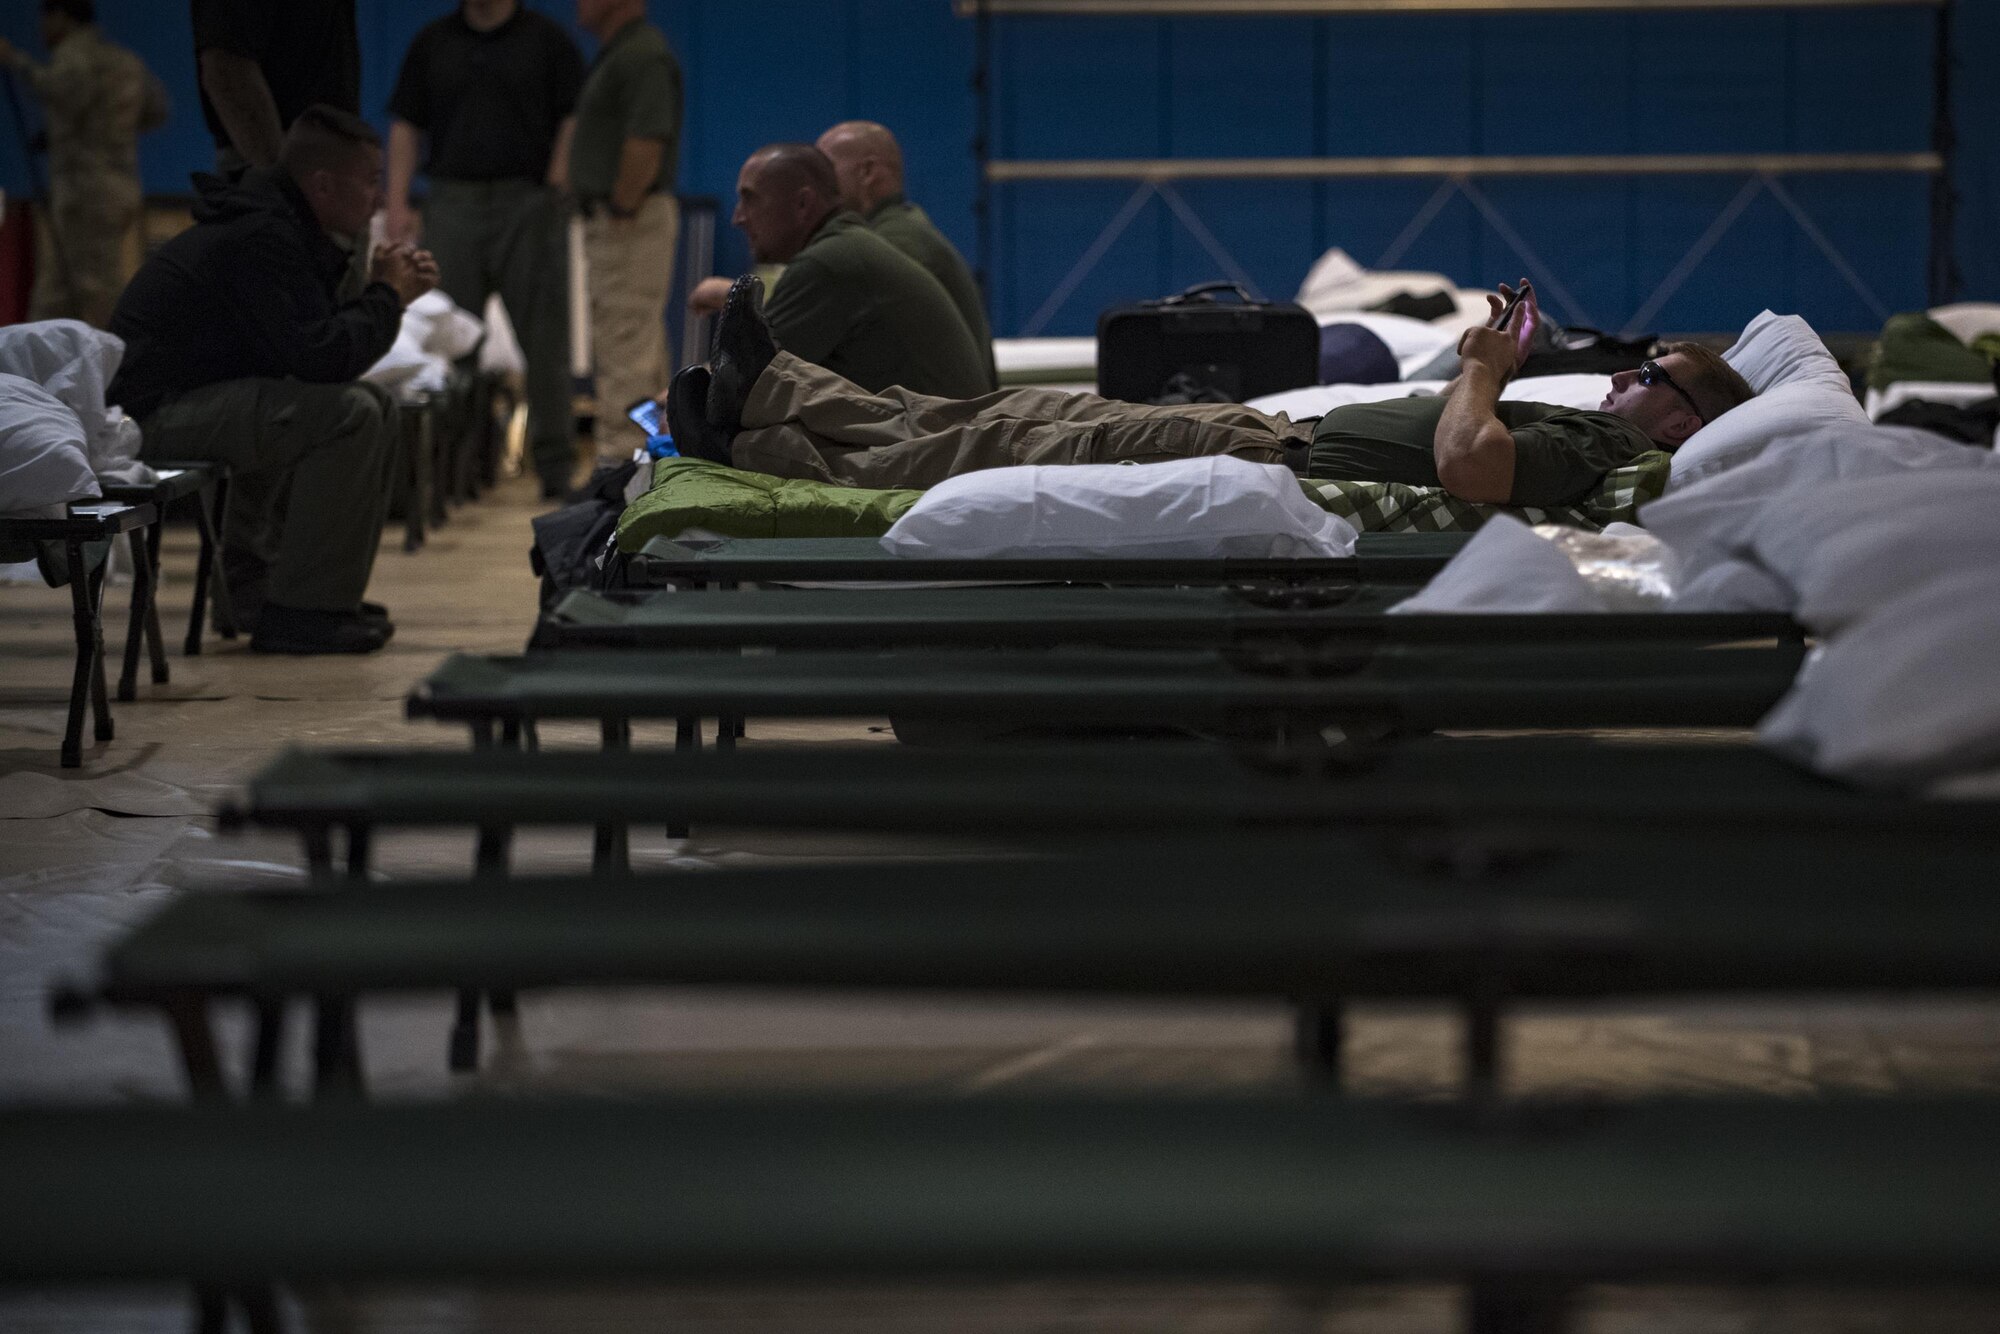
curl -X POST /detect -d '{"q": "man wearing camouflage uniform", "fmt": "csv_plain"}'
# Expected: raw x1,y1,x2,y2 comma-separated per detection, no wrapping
0,0,168,328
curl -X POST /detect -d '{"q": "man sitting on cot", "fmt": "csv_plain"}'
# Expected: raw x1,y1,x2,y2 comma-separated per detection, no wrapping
666,275,1755,508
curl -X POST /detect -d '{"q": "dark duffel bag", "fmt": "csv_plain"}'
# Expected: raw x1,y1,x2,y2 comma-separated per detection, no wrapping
1097,282,1319,404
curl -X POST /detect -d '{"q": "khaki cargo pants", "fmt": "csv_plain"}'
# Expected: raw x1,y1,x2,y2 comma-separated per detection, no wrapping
584,193,679,462
731,352,1308,490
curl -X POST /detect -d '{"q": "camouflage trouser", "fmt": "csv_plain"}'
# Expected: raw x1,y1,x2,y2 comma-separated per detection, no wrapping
30,176,141,329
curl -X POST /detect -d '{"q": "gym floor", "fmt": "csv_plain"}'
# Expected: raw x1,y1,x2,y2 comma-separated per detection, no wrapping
4,473,1999,1332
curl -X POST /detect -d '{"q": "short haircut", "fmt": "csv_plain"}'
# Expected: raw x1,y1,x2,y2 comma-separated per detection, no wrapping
279,104,383,180
820,121,905,179
42,0,94,22
750,143,840,203
1662,341,1756,423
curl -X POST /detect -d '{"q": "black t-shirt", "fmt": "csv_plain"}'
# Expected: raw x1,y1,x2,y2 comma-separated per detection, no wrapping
192,0,360,149
388,6,585,182
1307,395,1658,507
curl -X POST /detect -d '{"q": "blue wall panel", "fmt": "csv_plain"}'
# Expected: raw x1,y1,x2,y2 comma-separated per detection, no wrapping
1321,17,1476,156
0,1,1988,337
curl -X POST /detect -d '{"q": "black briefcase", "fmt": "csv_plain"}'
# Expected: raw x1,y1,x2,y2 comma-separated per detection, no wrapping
1096,282,1320,404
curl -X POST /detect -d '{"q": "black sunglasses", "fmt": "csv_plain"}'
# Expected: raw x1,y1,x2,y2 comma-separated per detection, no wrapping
1638,359,1705,425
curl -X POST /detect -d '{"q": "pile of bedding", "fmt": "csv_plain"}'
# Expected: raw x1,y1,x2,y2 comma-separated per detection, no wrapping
1401,309,2000,791
0,321,146,522
363,291,485,399
1864,304,2000,440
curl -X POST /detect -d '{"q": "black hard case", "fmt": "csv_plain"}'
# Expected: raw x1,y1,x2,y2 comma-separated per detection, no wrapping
1095,282,1320,403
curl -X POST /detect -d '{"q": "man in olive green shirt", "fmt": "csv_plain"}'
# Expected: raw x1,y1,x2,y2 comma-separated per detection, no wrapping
690,143,989,401
566,0,682,461
816,120,997,392
681,280,1755,498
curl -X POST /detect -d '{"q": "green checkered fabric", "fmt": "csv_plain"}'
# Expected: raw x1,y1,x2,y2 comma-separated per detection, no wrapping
1299,451,1672,534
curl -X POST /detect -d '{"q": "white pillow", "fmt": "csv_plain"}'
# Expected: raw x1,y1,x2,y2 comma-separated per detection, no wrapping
1759,568,2000,790
0,373,98,517
1246,373,1611,421
1668,311,1866,486
879,455,1358,560
1750,461,2000,633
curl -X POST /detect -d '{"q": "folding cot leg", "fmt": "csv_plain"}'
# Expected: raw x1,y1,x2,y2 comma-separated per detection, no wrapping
61,537,97,768
187,489,215,655
249,997,286,1098
448,989,482,1073
143,520,170,682
426,408,448,528
191,1289,228,1334
1291,1000,1345,1089
594,717,631,874
403,409,428,553
1465,1280,1572,1334
205,472,238,641
88,560,114,744
119,528,154,702
164,995,228,1101
240,1288,285,1334
311,995,364,1097
301,828,335,880
1462,976,1505,1100
346,826,372,881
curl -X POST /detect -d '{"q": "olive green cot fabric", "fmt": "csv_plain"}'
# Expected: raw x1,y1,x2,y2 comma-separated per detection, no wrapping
867,194,998,391
616,457,921,550
1867,312,1999,392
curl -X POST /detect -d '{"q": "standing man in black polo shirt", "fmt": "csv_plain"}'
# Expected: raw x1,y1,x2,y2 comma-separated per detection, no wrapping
191,0,360,173
386,0,586,498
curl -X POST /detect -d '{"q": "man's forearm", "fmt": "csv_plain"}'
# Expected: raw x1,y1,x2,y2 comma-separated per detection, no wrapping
609,136,664,213
1432,362,1515,503
199,49,283,167
387,120,421,213
547,116,576,190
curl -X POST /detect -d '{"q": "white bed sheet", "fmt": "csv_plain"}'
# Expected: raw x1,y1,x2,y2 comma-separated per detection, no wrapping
1247,373,1614,419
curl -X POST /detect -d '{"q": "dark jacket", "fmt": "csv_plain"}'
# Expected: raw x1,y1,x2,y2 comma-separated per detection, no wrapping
107,167,401,420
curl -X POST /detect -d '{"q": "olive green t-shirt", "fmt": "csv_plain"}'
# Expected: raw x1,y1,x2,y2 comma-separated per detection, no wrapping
867,194,998,392
1308,395,1658,507
569,19,681,202
765,211,992,400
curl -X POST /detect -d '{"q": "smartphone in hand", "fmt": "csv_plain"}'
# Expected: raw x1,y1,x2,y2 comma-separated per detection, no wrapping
626,398,678,458
1488,282,1532,331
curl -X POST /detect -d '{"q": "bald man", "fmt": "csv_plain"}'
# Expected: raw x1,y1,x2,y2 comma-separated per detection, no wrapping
816,120,996,392
689,142,988,400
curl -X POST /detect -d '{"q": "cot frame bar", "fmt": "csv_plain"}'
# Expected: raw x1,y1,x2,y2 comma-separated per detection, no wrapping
985,152,1943,183
954,0,1942,14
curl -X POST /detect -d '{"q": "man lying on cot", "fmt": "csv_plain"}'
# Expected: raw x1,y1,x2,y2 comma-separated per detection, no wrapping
664,275,1756,508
